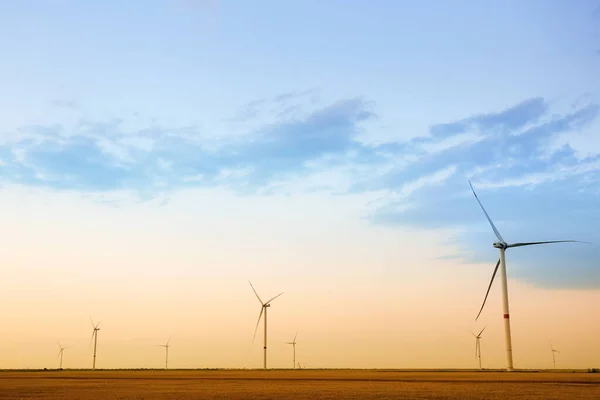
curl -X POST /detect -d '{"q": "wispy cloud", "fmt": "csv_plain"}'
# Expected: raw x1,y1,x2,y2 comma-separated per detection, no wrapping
1,93,599,288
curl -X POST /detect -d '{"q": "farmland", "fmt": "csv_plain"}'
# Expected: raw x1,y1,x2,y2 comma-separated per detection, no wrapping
1,370,599,399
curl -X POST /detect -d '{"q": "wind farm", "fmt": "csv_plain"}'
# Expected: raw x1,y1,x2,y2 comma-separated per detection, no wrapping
468,181,589,372
1,181,597,400
56,343,68,370
158,337,171,370
285,331,299,370
89,318,101,371
551,342,560,370
471,327,486,370
2,0,600,397
249,281,284,370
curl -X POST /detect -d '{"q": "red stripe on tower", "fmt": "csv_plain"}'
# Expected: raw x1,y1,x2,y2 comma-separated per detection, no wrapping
503,314,510,319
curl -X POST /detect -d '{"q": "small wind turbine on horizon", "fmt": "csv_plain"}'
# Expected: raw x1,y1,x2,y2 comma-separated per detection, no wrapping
249,281,283,370
469,181,588,372
550,342,560,369
158,337,171,370
89,316,101,370
470,326,486,370
57,342,68,370
285,331,298,369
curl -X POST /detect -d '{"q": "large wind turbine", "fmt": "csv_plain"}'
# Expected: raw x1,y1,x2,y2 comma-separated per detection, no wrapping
469,181,587,371
89,316,101,370
249,281,283,369
470,326,486,370
550,342,560,369
158,337,171,370
57,342,68,370
285,331,298,369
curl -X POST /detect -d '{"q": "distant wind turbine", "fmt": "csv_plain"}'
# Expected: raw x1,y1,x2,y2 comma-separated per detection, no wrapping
470,326,486,370
89,316,101,370
550,342,560,369
158,337,171,370
469,181,588,372
285,331,298,369
249,281,283,369
57,342,68,370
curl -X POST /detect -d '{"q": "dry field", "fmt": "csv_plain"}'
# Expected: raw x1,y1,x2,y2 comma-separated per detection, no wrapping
1,369,599,399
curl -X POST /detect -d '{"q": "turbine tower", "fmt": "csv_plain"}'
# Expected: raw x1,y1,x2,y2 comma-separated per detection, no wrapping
249,281,283,369
550,342,560,369
158,337,171,370
89,316,101,370
469,181,587,372
285,331,298,369
470,326,486,370
57,342,68,370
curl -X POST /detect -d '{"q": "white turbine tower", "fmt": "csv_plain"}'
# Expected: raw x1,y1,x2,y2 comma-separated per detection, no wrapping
158,337,171,370
57,342,68,370
89,316,101,370
470,326,486,370
469,181,587,372
285,331,298,369
550,342,560,369
249,281,283,370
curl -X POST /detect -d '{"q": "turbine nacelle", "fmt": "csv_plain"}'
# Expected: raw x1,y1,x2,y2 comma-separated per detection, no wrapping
493,242,507,249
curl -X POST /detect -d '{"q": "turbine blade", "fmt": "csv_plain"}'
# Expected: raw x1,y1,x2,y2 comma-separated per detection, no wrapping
475,258,501,321
89,329,95,348
478,326,486,337
252,306,264,343
469,181,505,243
265,292,284,304
469,331,476,337
248,281,264,304
475,340,478,358
89,315,95,327
293,330,298,342
167,336,171,346
507,240,590,248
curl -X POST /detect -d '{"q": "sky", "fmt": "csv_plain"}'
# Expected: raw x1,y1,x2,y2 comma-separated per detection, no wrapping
0,0,599,370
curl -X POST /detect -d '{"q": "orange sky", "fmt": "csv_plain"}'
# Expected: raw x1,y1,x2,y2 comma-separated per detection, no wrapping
1,185,599,370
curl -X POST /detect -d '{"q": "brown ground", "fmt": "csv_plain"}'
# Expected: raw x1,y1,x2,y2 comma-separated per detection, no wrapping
1,370,599,399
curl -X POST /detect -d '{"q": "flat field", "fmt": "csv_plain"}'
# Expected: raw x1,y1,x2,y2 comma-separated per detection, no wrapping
1,369,599,399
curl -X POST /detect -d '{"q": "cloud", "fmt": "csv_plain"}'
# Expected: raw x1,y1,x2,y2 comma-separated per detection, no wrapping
1,93,599,288
365,97,600,289
0,96,375,193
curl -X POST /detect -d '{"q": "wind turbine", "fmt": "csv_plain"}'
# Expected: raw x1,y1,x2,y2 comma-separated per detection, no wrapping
285,331,298,369
469,181,587,371
57,342,68,370
249,281,283,369
89,316,101,370
158,337,171,370
470,326,486,370
550,342,560,369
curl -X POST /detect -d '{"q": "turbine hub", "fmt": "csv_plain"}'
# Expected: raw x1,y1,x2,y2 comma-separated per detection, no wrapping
493,242,507,249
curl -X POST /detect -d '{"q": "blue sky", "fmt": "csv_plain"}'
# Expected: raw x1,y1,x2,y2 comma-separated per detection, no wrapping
1,0,600,291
